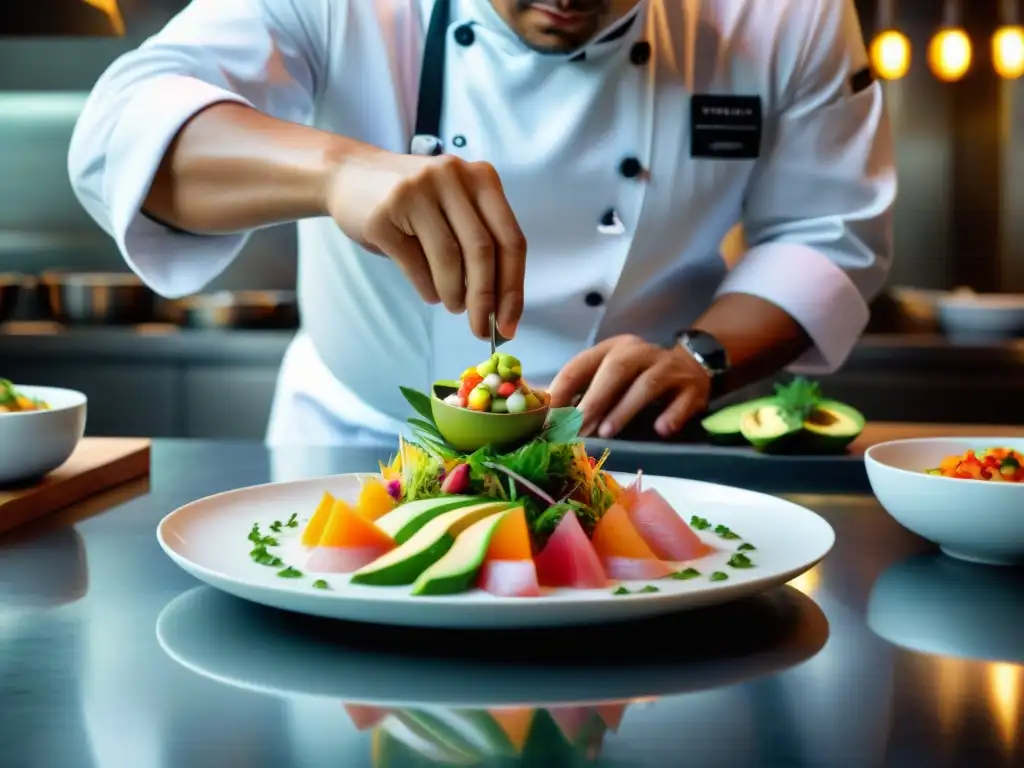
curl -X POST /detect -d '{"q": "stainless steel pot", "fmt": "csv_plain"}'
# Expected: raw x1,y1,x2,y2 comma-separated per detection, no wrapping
0,273,24,324
38,271,157,325
166,290,299,330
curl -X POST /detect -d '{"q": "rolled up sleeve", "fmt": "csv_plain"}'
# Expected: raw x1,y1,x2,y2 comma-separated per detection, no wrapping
717,0,896,373
67,0,326,298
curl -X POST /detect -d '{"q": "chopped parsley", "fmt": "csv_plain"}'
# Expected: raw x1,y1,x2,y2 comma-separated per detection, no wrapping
727,553,755,569
247,523,278,547
269,520,283,533
613,586,631,595
277,566,303,579
637,585,660,594
286,513,299,529
312,579,330,590
714,524,740,540
737,543,757,551
690,516,711,530
671,568,702,580
710,571,729,582
249,546,283,567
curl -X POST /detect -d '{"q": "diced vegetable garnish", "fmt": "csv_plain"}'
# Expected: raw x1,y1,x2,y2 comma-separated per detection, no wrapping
927,447,1024,482
0,379,51,413
446,354,546,414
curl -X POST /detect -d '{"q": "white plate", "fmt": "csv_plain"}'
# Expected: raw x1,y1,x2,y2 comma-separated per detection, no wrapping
156,472,835,628
156,584,829,707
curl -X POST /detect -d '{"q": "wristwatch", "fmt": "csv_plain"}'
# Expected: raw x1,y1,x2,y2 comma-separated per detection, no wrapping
674,330,730,400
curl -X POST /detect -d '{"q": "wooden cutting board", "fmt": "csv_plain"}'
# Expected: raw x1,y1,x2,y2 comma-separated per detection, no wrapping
0,438,150,536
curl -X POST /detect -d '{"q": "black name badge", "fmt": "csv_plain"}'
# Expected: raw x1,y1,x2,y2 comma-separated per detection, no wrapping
690,94,762,160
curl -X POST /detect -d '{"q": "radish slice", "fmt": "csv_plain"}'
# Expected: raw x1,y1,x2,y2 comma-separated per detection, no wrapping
306,546,390,573
478,560,541,597
601,556,673,580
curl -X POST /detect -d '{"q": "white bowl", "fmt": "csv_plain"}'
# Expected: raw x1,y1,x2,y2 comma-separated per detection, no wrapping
0,385,87,485
936,292,1024,340
865,437,1024,566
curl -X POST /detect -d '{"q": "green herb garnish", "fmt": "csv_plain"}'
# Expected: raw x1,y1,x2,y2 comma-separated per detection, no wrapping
277,566,303,579
710,571,729,581
714,524,740,540
737,543,757,551
269,520,283,533
312,579,329,590
247,523,278,547
690,516,711,530
671,568,702,580
727,553,755,569
637,585,660,593
286,513,299,528
249,546,283,567
613,586,631,595
774,377,822,425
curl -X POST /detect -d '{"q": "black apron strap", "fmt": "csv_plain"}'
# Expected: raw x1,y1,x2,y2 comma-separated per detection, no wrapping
410,0,451,156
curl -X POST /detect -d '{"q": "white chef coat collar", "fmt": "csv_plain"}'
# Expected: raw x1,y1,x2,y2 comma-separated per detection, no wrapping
458,0,649,63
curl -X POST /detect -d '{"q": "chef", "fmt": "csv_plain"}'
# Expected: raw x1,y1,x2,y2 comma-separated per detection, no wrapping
68,0,895,447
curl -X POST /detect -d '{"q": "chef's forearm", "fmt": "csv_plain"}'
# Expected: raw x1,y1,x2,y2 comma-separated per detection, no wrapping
142,101,371,234
691,293,811,395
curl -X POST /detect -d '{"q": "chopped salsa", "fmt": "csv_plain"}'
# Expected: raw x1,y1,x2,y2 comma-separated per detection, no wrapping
0,379,50,413
927,447,1024,483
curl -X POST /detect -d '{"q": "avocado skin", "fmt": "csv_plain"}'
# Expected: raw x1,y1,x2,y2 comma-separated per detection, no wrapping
701,397,778,444
800,399,865,453
707,395,865,454
350,533,455,586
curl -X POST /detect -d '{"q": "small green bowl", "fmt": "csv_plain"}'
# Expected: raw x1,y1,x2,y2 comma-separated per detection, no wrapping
430,380,550,453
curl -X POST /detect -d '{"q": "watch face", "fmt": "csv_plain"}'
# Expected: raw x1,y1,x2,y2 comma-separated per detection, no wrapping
682,331,729,374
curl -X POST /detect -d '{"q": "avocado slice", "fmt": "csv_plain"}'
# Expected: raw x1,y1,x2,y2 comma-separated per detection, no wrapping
701,396,778,445
375,495,481,544
801,398,864,452
411,506,522,596
739,404,803,452
351,501,509,586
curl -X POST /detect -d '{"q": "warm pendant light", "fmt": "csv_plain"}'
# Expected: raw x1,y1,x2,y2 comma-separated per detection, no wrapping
869,0,911,80
1,0,125,36
928,0,973,81
993,0,1024,78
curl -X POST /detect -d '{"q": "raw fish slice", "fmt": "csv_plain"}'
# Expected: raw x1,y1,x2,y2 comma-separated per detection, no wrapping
306,545,391,573
533,512,607,589
602,556,673,580
616,470,643,511
627,488,712,561
487,708,535,752
547,707,592,743
478,559,541,597
319,500,396,550
595,703,627,731
356,477,397,521
343,703,389,731
485,507,533,560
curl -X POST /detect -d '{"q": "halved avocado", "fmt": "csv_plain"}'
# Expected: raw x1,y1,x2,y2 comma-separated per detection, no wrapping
701,396,778,445
411,506,521,596
801,399,864,453
351,501,509,586
738,404,803,453
376,495,482,544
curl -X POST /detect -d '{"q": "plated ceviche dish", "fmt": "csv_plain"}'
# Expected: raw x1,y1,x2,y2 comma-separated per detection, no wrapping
243,355,760,597
926,447,1024,483
0,379,50,413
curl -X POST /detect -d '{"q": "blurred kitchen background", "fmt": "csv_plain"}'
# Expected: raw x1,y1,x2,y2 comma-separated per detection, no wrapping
3,0,1024,438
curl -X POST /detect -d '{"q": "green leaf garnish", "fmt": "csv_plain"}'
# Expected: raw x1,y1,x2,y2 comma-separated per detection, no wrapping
737,543,756,551
714,524,740,540
773,376,822,423
286,513,299,529
269,521,283,533
247,523,278,547
710,571,729,581
400,386,436,423
690,516,711,530
637,585,660,593
277,566,303,579
542,407,584,445
671,568,702,580
613,586,631,595
727,553,755,569
249,546,283,567
312,579,329,590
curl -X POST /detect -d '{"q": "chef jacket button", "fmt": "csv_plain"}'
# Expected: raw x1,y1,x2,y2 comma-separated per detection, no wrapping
585,292,605,308
599,208,616,227
629,41,651,65
619,157,643,179
454,24,475,46
452,135,467,148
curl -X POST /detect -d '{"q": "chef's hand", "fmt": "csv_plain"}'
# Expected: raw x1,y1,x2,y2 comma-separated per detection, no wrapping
549,335,712,439
326,150,527,340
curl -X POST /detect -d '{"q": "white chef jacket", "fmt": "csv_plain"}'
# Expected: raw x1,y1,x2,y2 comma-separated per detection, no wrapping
67,0,895,447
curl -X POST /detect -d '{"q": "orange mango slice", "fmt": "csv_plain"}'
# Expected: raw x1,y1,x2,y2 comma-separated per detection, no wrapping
301,491,337,546
356,477,397,521
319,500,395,550
590,503,660,560
485,506,533,560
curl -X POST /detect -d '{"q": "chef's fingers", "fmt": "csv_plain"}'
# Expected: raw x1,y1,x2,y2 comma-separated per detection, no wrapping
547,339,613,408
408,199,466,314
468,162,527,339
655,388,700,438
364,219,440,304
576,349,647,437
438,176,495,340
599,367,674,439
